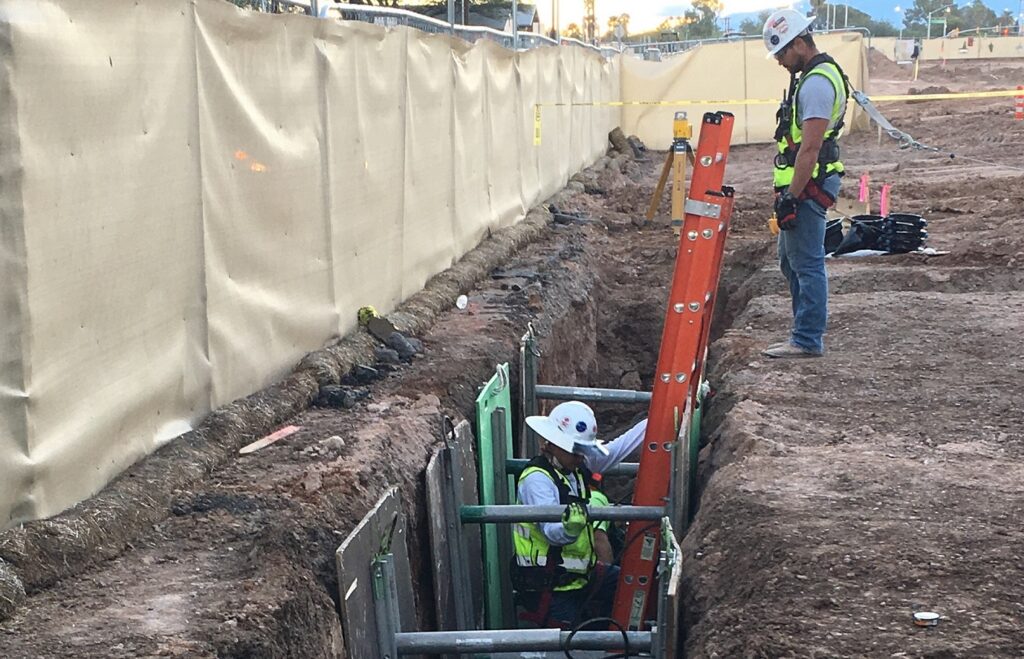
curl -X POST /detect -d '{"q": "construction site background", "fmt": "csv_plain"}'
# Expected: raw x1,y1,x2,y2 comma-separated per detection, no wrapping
875,35,1024,61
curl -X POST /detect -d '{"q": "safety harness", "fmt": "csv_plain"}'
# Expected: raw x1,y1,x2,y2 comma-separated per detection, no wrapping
511,455,595,628
774,52,852,198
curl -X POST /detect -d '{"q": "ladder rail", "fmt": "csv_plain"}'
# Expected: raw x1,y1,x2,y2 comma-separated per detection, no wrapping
611,111,735,631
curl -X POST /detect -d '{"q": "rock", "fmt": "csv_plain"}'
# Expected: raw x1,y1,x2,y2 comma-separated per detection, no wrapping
619,371,643,391
0,560,26,621
301,469,323,493
626,135,647,158
386,332,419,361
321,435,346,452
608,127,631,155
412,394,441,410
374,347,401,365
316,385,357,409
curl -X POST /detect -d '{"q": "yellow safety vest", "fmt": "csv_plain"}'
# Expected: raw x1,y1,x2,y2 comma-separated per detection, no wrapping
774,59,847,189
513,463,596,592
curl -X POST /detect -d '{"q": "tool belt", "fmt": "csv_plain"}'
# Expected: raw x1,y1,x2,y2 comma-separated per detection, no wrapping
773,137,841,172
773,177,837,210
799,177,837,209
510,561,580,592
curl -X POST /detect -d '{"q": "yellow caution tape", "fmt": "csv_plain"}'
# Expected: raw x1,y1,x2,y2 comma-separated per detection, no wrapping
532,87,1023,144
535,87,1022,109
868,88,1024,102
537,98,777,107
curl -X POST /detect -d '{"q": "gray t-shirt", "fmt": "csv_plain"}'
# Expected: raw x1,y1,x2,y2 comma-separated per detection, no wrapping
797,72,846,131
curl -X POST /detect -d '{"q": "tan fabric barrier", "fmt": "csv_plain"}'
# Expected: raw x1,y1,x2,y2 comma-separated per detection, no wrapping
0,0,619,527
621,33,869,149
874,36,1024,61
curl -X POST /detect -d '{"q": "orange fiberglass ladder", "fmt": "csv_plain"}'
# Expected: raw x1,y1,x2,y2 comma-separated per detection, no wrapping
612,110,736,631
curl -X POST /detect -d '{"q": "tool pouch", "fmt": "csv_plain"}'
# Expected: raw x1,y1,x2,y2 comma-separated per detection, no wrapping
818,138,840,165
510,561,567,592
799,178,836,209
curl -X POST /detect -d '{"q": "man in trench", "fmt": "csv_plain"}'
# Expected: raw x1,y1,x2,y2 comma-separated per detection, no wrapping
510,401,646,629
761,9,850,358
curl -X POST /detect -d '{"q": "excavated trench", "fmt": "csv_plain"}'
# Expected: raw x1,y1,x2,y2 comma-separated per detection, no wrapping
0,141,770,657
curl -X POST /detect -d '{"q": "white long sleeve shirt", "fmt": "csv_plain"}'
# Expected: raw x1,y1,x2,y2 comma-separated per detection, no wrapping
516,418,648,546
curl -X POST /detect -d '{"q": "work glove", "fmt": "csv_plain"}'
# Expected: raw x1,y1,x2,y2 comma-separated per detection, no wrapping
774,191,799,231
561,501,589,538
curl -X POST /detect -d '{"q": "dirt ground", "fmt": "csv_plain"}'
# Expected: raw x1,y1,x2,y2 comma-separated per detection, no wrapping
1,55,1022,657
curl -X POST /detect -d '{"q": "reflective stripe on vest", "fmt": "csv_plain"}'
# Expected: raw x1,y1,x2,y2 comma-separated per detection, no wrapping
774,61,846,188
513,465,596,591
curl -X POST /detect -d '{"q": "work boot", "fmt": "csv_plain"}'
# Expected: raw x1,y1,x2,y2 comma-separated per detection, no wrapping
761,342,822,359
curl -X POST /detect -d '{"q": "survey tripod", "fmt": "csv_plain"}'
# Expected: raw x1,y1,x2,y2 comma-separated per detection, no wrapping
646,111,696,237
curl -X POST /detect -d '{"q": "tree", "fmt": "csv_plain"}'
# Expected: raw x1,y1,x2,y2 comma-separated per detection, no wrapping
903,0,961,37
959,0,996,30
684,0,723,39
738,10,772,35
604,13,630,40
563,22,583,40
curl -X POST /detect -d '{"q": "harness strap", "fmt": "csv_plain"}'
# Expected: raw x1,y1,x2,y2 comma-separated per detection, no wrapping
774,53,850,183
515,455,593,579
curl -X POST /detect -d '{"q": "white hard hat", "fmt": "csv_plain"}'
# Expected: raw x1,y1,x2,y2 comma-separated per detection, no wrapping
526,401,608,455
763,9,815,58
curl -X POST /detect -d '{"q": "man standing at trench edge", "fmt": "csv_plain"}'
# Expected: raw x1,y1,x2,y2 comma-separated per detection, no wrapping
761,9,850,359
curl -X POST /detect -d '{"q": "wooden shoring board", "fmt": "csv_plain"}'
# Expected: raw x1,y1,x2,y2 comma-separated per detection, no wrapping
425,448,458,637
454,420,484,627
336,486,416,658
426,421,485,632
672,398,694,536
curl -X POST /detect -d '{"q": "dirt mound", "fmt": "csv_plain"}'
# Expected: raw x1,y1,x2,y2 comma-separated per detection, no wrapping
867,46,910,78
909,84,952,95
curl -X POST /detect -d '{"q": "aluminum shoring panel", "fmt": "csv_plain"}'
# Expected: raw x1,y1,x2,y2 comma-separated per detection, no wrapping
475,364,515,629
335,487,415,658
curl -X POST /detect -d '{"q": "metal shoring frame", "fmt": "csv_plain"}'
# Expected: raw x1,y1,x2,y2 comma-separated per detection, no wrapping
519,326,540,457
372,553,401,659
506,458,638,477
376,468,661,656
460,504,664,524
652,518,683,658
371,550,650,657
394,629,653,654
535,384,652,405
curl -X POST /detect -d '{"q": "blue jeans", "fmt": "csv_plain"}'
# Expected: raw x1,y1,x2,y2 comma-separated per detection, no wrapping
777,175,841,354
547,563,619,628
